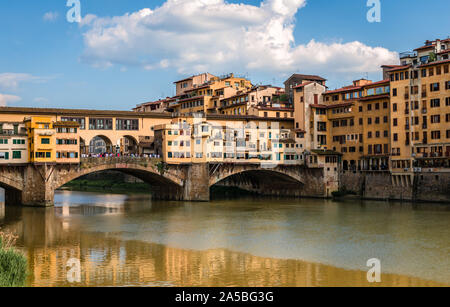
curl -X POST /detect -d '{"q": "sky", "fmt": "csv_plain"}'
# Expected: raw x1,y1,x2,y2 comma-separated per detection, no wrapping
0,0,449,110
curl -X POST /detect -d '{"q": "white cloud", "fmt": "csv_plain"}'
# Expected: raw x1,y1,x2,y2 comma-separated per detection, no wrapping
43,11,59,22
0,73,49,91
79,0,398,77
0,94,21,106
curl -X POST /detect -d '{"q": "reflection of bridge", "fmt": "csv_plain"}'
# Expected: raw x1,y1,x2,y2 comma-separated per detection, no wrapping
0,157,324,207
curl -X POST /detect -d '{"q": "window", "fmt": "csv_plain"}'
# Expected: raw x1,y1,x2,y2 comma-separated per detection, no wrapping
41,138,50,144
429,67,434,76
430,99,440,108
393,88,397,96
393,133,398,142
446,81,450,90
393,103,397,112
431,115,440,124
431,131,441,140
61,117,85,130
12,151,21,159
116,119,139,131
89,118,113,130
0,152,9,160
430,83,440,92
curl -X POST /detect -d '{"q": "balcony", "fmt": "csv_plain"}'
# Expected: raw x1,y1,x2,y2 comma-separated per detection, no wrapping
399,51,417,59
421,108,427,114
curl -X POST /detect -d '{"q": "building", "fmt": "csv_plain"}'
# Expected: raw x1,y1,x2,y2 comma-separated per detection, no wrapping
25,116,56,163
284,74,327,105
154,116,298,166
170,73,253,115
387,38,450,182
54,121,80,164
133,98,175,113
219,85,285,116
0,122,28,164
174,73,217,96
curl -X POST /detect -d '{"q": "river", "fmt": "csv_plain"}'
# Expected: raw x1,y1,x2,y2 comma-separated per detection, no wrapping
0,191,449,287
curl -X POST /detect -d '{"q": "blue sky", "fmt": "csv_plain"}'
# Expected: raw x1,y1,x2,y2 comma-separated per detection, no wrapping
0,0,449,110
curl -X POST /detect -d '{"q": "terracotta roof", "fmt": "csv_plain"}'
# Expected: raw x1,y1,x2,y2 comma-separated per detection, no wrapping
417,58,450,68
0,106,173,119
284,74,326,84
310,104,328,109
257,106,294,111
386,64,411,72
437,49,450,55
363,79,390,87
326,102,354,109
359,93,390,101
174,76,195,83
414,44,435,51
325,86,362,94
293,81,315,89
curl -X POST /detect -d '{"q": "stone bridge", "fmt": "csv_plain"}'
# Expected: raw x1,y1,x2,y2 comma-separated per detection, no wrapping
0,158,325,207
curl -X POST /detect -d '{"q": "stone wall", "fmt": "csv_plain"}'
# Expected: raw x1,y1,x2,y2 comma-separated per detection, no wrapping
341,171,450,203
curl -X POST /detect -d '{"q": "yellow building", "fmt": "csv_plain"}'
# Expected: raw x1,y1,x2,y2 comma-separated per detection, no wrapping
54,121,80,164
388,43,450,177
170,73,253,115
25,116,56,163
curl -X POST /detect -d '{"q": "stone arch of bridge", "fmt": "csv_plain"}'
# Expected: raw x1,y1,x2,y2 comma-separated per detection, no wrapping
0,173,23,192
209,166,304,188
55,162,184,198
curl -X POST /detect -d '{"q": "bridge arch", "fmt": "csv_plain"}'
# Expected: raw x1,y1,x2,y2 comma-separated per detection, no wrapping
209,164,305,193
54,160,185,200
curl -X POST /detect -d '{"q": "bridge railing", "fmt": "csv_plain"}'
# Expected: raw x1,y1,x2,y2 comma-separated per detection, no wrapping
80,157,162,168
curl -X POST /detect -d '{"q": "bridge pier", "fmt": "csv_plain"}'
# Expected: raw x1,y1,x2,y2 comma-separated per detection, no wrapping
183,163,210,201
21,165,56,207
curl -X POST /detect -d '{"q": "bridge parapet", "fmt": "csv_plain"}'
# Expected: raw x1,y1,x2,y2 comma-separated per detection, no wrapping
80,157,163,169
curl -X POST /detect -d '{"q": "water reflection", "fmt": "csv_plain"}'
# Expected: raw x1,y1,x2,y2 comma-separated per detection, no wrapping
0,191,449,287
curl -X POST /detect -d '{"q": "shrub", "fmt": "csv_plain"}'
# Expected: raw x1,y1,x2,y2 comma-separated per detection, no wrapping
0,231,27,287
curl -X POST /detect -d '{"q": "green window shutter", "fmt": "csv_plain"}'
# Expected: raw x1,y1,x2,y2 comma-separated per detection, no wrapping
5,152,9,160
